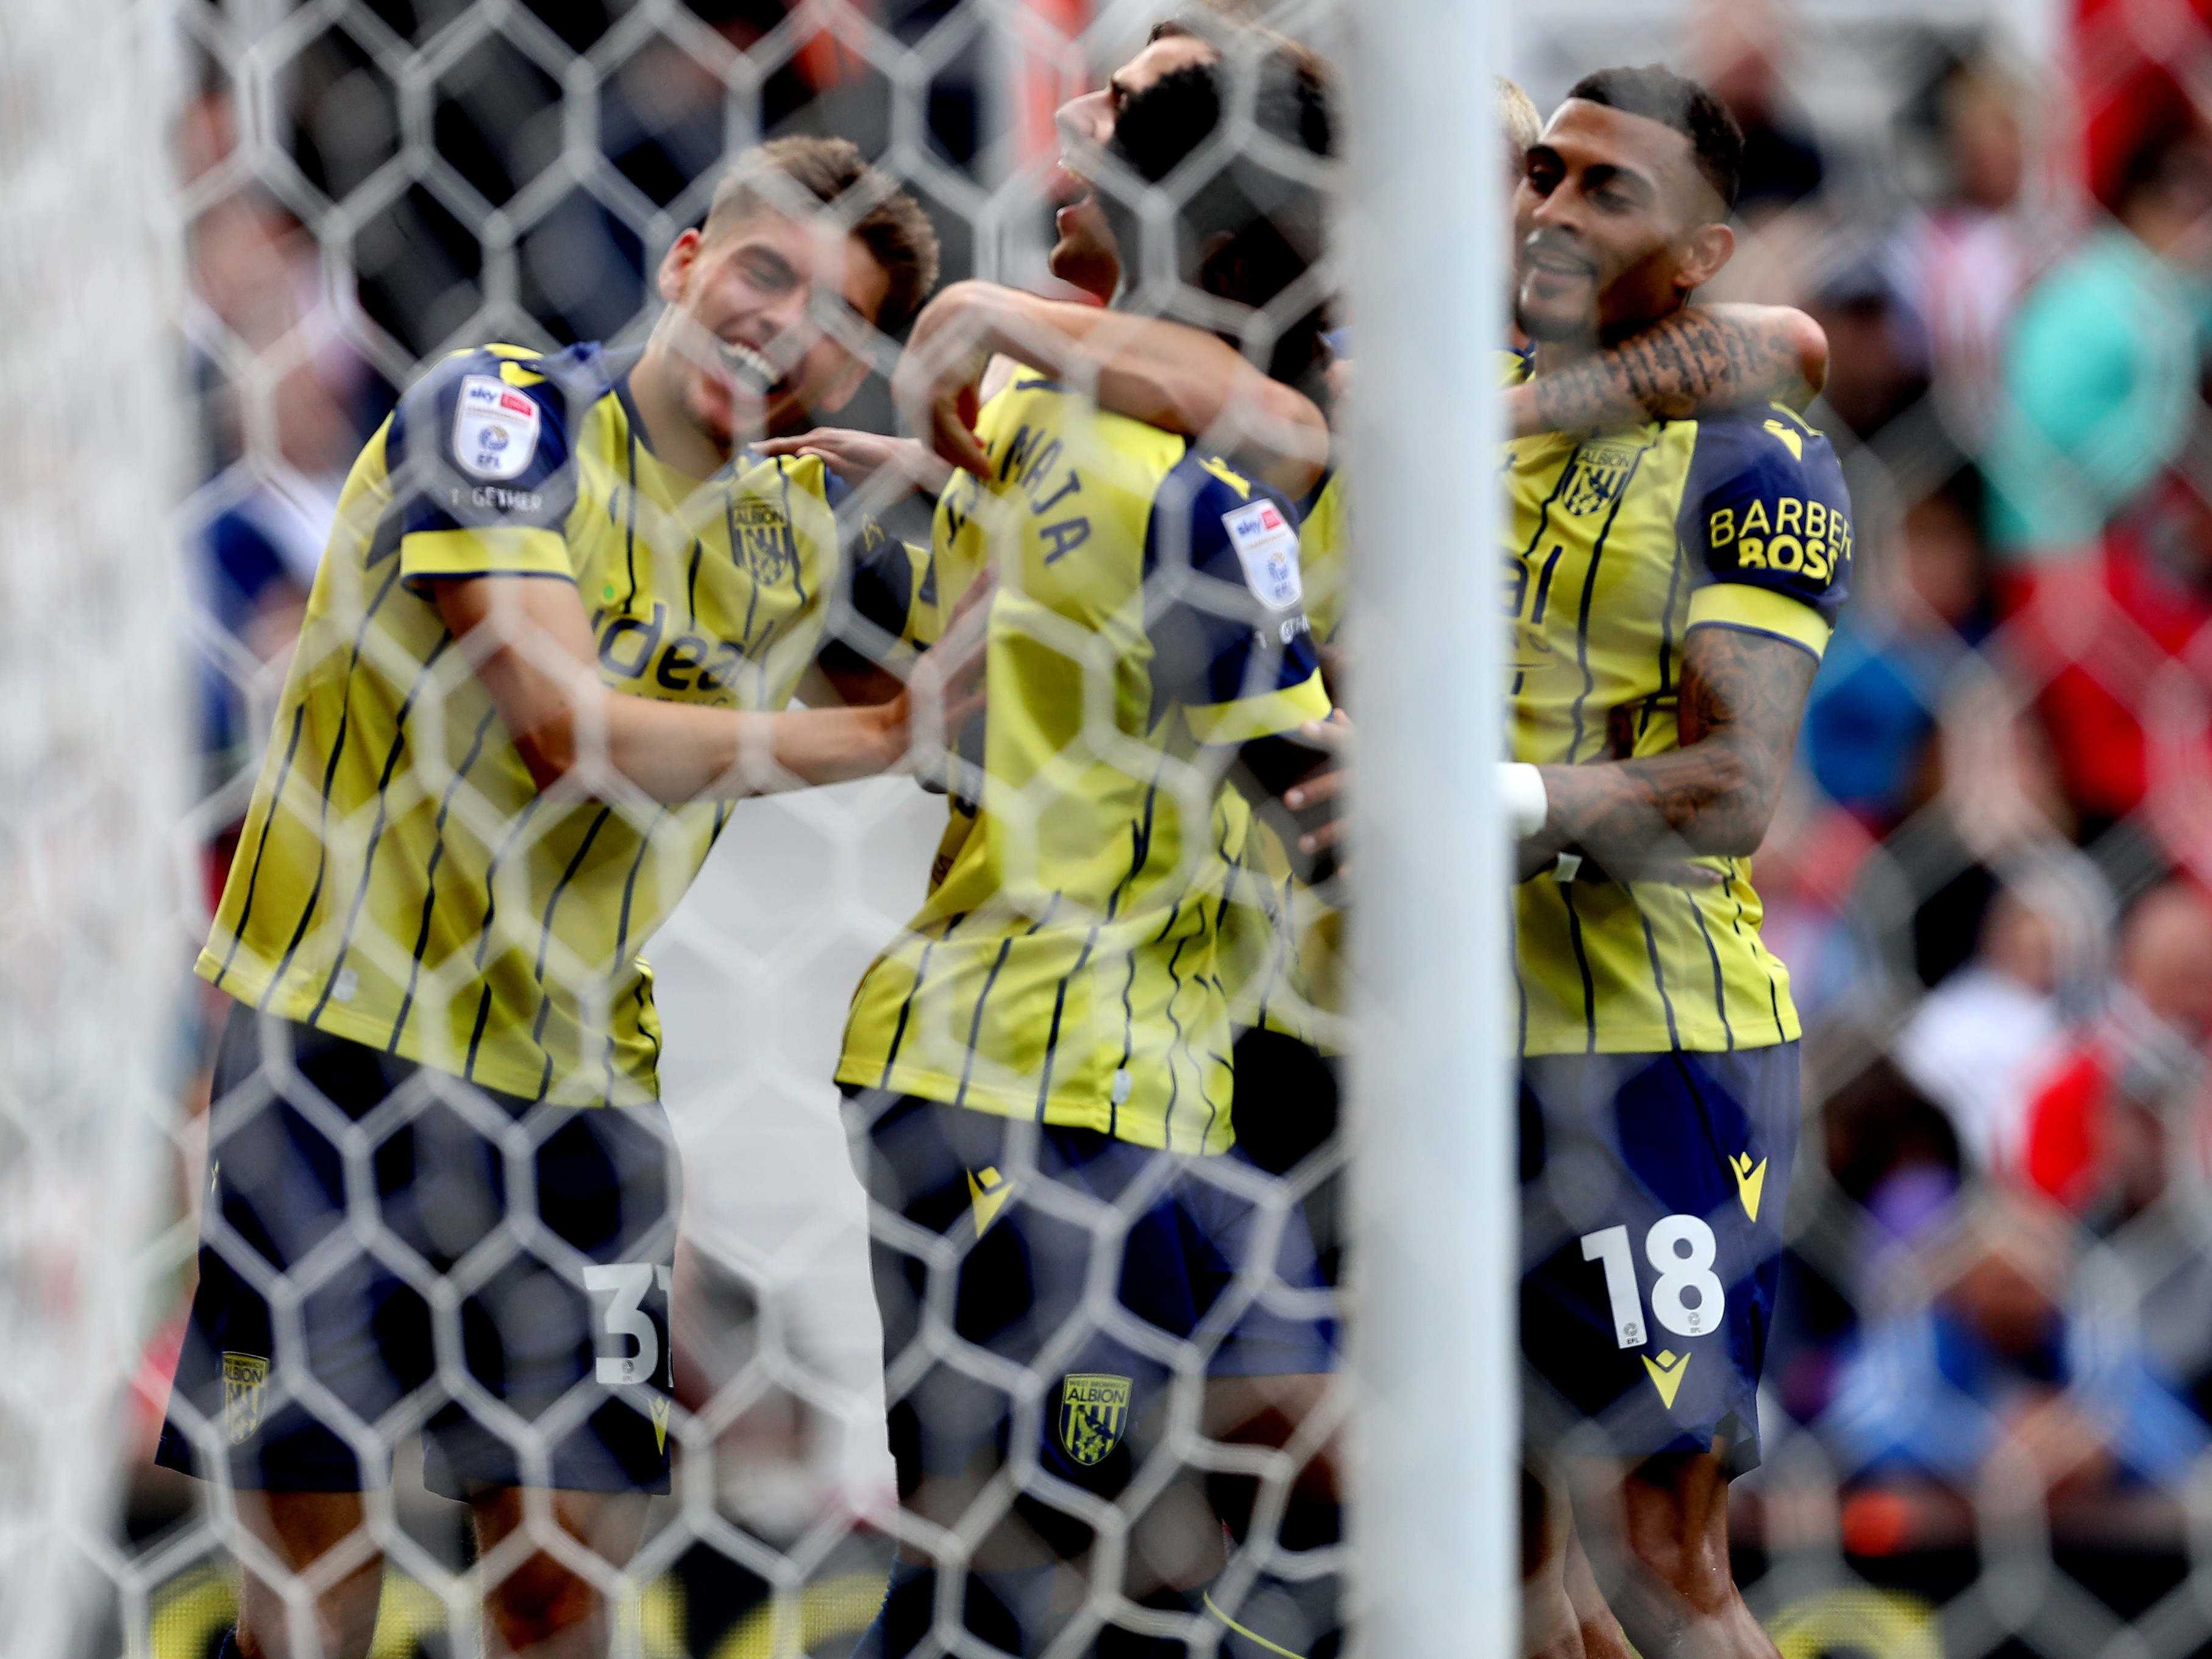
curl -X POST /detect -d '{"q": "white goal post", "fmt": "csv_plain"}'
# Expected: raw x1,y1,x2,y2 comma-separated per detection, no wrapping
1346,0,1515,1651
0,0,193,1654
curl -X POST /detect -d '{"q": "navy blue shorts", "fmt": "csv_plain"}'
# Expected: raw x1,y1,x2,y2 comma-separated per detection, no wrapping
845,1089,1336,1518
1519,1044,1799,1476
155,1004,679,1496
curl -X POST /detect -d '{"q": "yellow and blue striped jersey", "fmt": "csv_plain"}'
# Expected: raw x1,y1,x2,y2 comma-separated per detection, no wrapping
196,342,925,1104
1506,361,1852,1055
837,377,1331,1149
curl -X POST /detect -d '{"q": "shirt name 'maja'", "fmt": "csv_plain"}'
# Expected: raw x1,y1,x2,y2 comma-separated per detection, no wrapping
943,423,1090,562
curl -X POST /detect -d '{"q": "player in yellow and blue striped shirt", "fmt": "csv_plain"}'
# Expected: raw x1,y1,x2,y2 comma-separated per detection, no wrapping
1504,68,1848,1659
157,138,973,1659
830,26,1353,1659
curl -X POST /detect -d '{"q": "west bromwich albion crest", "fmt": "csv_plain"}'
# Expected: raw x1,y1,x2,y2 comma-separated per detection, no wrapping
1559,440,1641,516
1058,1373,1132,1466
223,1351,269,1446
731,498,798,584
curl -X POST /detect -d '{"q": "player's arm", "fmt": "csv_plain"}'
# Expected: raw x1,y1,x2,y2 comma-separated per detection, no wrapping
1515,417,1852,876
430,575,980,800
1518,626,1815,874
897,280,1332,499
1505,304,1828,438
1150,468,1343,879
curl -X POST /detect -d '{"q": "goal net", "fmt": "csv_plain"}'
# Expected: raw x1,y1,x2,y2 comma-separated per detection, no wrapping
0,1,194,1655
26,0,2212,1652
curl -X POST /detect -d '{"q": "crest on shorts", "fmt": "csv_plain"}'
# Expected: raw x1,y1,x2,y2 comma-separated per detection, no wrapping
1559,442,1639,516
1058,1374,1131,1466
223,1352,269,1446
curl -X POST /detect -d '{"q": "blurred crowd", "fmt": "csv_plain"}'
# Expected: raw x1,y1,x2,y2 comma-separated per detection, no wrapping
1657,0,2212,1593
167,0,2212,1625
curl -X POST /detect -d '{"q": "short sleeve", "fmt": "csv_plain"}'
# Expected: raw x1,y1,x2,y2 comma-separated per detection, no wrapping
1679,408,1854,660
1144,456,1331,745
819,513,938,678
386,348,580,591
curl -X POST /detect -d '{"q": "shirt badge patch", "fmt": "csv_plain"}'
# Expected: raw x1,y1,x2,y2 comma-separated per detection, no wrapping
1059,1373,1132,1466
1221,499,1303,610
1560,440,1640,515
222,1351,269,1446
454,374,541,481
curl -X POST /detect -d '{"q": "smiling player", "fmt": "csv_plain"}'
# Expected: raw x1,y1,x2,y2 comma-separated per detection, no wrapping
157,138,977,1659
1502,68,1849,1659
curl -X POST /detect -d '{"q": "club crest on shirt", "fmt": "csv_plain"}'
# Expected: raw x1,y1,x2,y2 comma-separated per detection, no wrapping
730,499,797,584
223,1351,269,1446
1059,1373,1132,1466
1559,441,1640,516
454,375,541,481
1222,500,1303,610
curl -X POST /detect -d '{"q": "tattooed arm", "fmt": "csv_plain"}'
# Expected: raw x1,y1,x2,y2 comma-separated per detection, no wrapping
1507,304,1828,439
1521,625,1816,879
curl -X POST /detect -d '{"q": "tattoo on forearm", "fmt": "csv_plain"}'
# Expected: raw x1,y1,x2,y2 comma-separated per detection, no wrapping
1535,625,1815,869
1517,310,1804,436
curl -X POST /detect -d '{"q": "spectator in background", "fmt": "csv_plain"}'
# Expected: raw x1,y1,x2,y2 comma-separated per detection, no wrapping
2018,472,2212,849
1801,247,1929,443
1892,879,2066,1173
2019,879,2212,1219
1982,116,2212,566
1894,56,2055,450
1825,1193,2208,1533
182,83,378,786
1690,0,1825,219
1804,466,1994,828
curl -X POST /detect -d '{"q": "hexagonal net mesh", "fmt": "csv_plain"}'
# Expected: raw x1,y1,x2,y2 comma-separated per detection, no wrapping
29,0,2212,1653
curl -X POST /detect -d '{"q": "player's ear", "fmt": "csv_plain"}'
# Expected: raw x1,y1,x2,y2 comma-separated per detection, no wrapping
658,228,705,306
1676,221,1735,292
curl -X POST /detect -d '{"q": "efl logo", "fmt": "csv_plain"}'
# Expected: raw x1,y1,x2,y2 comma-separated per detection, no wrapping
454,374,541,481
1222,503,1304,611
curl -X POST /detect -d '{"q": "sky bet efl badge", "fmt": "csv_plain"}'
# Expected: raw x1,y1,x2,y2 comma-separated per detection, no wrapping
454,374,541,480
1058,1373,1132,1466
1222,500,1303,610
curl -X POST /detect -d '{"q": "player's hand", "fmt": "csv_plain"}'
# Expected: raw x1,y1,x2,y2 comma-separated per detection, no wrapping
895,286,997,480
895,572,995,773
1284,713,1353,870
754,430,955,498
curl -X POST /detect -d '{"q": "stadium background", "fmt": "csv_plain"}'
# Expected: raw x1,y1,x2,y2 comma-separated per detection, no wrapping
107,0,2212,1650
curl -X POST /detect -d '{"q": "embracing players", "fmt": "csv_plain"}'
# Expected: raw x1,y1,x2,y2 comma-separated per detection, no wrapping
1502,67,1849,1659
160,139,971,1659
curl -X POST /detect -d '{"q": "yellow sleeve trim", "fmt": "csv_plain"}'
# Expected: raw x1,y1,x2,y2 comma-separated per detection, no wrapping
1185,669,1332,746
1686,582,1831,659
399,527,573,584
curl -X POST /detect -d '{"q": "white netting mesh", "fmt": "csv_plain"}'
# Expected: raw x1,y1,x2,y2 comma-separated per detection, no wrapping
37,0,2212,1653
0,0,194,1652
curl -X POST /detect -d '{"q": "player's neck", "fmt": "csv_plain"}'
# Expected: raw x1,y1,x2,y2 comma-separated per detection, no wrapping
627,338,731,486
1529,337,1599,378
1529,303,1683,380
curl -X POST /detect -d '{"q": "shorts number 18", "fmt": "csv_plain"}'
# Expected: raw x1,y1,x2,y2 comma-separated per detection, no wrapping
1580,1217,1724,1349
